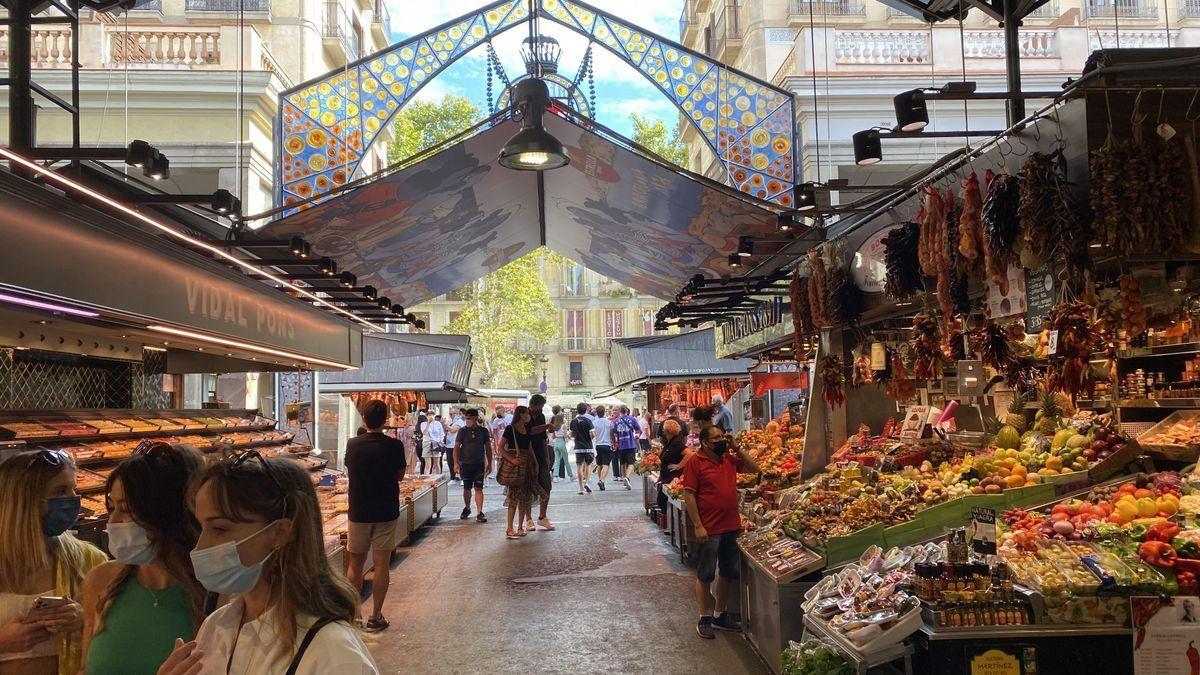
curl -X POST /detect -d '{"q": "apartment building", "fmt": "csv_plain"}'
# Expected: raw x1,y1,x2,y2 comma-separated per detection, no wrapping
677,0,1199,185
0,0,393,216
411,258,667,401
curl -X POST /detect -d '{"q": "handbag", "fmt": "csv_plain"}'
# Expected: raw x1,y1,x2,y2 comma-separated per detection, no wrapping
497,430,529,487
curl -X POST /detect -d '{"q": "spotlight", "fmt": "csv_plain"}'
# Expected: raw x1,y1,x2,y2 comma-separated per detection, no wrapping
853,129,882,166
414,319,427,330
778,213,799,232
339,272,356,288
377,295,391,311
728,254,742,269
737,236,754,257
893,90,929,132
690,274,706,289
391,304,405,315
210,189,241,216
404,313,417,324
499,79,570,171
361,285,377,302
319,257,337,276
145,152,169,180
795,182,817,212
125,140,154,168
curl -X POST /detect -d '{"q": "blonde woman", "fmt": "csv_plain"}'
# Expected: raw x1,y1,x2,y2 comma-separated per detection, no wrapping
157,451,376,674
0,449,107,675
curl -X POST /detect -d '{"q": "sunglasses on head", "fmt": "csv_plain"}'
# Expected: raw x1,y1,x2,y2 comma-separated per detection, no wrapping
25,448,70,470
133,440,174,459
221,450,292,515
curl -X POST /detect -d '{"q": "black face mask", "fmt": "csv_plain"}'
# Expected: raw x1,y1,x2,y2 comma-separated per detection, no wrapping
712,440,730,455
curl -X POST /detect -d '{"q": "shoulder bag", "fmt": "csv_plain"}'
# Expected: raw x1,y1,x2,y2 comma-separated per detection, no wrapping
496,429,528,487
285,618,335,675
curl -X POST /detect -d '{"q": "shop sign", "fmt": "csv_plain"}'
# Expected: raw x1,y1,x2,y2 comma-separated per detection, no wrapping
985,264,1028,320
715,299,790,359
966,645,1035,674
1132,596,1200,674
1024,261,1056,332
970,507,997,555
718,298,784,345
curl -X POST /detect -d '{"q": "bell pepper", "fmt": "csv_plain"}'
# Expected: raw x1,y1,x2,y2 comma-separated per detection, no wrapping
1148,522,1182,543
1128,523,1149,542
1139,540,1178,567
1173,537,1200,560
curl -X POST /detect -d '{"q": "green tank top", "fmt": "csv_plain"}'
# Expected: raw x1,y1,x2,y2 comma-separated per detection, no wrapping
85,575,194,675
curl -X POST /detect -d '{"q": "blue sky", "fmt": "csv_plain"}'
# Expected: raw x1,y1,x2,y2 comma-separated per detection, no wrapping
385,1,685,137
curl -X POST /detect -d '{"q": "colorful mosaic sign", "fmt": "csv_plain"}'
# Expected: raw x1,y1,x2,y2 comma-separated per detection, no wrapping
274,0,796,214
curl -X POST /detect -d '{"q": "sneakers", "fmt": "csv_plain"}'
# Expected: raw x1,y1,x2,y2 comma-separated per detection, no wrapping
624,479,632,491
583,484,592,494
460,507,471,520
364,616,389,633
696,616,715,640
712,613,742,633
476,513,488,523
598,480,606,491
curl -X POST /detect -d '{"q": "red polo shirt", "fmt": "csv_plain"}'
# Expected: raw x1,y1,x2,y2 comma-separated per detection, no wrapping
681,451,744,535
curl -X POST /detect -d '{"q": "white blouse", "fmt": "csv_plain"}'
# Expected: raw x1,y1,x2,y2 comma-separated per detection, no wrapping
193,598,378,675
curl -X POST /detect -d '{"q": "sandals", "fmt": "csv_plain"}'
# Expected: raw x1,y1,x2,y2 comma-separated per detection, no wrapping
363,616,389,633
516,528,527,537
506,528,519,539
537,518,556,531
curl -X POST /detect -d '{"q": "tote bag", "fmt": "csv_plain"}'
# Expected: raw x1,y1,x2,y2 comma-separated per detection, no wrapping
497,428,528,487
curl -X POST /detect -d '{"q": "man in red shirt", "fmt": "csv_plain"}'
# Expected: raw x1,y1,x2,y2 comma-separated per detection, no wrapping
681,421,759,639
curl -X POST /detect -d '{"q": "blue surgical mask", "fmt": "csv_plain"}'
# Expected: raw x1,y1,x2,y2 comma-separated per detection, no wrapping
106,521,159,566
43,496,81,537
190,521,279,595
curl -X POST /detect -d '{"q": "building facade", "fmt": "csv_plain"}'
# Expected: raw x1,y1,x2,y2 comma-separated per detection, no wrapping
0,0,393,217
677,0,1199,186
410,258,666,403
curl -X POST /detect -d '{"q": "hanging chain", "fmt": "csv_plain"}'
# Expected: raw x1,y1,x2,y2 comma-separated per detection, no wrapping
586,44,596,116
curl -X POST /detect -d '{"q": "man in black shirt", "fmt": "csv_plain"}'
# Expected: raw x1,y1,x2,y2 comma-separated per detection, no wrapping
344,399,407,633
528,394,556,531
570,402,595,495
453,409,492,523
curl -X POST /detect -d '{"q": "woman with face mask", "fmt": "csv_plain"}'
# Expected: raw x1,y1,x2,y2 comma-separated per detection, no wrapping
0,449,107,675
157,451,377,675
80,443,204,674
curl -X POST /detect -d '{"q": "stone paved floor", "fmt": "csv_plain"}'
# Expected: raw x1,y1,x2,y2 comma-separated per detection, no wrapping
360,475,770,675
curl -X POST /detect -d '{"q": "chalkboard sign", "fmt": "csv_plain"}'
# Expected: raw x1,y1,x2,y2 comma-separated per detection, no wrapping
1025,262,1056,332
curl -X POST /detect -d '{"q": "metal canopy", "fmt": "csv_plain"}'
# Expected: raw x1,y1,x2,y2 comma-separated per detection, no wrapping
260,113,781,305
879,0,1053,22
608,330,755,389
319,333,473,392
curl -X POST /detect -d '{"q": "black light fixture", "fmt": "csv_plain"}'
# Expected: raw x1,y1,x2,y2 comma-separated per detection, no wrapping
737,236,754,257
361,285,377,302
893,90,929,132
210,189,241,216
391,303,405,316
795,182,817,212
778,213,800,232
318,257,337,276
145,152,170,180
404,313,417,324
289,237,308,257
414,319,427,330
125,140,155,168
727,254,742,269
339,272,356,288
376,295,391,311
498,78,569,171
853,129,883,166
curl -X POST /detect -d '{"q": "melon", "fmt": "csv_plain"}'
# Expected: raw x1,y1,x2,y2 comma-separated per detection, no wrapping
995,425,1021,450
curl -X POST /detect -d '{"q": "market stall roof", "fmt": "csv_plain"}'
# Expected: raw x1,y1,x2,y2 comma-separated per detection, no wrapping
318,333,472,394
607,330,756,391
878,0,1052,22
259,113,781,305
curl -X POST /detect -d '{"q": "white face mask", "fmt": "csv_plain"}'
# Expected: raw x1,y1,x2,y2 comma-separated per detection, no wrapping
189,520,279,595
106,520,159,566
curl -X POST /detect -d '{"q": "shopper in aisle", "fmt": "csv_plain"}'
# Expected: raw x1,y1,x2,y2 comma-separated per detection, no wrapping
452,410,491,523
551,406,574,482
591,405,615,491
0,449,107,675
421,414,445,476
681,422,759,640
496,406,544,539
613,406,641,491
399,419,420,475
158,452,378,674
81,443,205,675
638,409,653,453
570,403,595,495
657,419,688,527
343,400,406,633
711,395,734,434
657,404,683,444
488,406,511,482
412,414,426,476
444,410,464,484
527,394,556,531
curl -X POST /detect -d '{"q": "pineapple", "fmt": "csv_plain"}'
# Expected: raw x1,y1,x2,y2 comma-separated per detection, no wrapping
1034,393,1060,436
1004,393,1028,433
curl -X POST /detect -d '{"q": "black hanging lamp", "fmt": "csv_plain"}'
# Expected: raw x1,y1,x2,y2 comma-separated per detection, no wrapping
499,78,570,171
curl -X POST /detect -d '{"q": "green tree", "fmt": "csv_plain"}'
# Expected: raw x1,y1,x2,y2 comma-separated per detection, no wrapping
388,94,482,165
447,249,560,388
629,113,689,168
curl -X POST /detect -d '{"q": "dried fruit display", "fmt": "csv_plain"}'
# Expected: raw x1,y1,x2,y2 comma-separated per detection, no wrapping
808,249,830,328
918,187,946,278
1117,273,1147,336
958,172,984,263
1091,132,1191,256
936,188,958,326
973,320,1016,372
910,314,944,380
886,352,916,402
820,355,847,408
853,349,873,389
829,263,865,328
1017,153,1055,268
1043,301,1097,403
982,172,1020,293
882,221,923,300
790,270,814,355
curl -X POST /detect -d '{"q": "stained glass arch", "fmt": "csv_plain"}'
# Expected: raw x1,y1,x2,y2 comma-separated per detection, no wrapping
274,0,797,215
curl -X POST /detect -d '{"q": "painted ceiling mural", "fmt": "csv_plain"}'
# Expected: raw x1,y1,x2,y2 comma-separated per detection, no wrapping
261,115,781,306
274,0,796,216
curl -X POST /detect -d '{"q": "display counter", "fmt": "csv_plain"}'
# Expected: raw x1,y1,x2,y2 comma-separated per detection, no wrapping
912,623,1133,674
802,614,914,675
739,534,824,674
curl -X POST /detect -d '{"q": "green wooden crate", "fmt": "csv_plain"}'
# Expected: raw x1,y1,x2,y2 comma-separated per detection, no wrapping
1004,483,1057,508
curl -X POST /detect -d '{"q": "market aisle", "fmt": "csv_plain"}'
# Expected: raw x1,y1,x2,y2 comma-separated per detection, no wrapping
361,477,769,675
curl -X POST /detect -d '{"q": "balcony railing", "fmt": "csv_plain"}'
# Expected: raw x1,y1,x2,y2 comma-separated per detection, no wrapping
1084,1,1157,18
964,29,1057,58
561,337,612,353
710,2,739,57
1184,0,1200,17
1088,28,1175,49
1026,0,1060,17
106,26,221,67
679,0,697,40
788,0,866,16
131,0,162,11
834,30,930,64
186,0,270,11
0,28,73,68
373,0,390,28
323,1,360,61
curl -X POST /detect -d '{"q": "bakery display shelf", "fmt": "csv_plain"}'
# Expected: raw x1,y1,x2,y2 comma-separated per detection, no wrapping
0,417,276,445
1118,398,1200,409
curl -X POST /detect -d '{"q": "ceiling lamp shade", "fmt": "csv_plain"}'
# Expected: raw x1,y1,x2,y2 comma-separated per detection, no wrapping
499,78,569,171
795,182,817,212
737,236,754,257
853,129,883,166
727,254,742,269
893,90,929,132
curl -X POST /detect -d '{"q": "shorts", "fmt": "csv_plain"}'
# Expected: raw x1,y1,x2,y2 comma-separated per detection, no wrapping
575,451,594,465
619,449,638,466
696,531,740,583
347,518,399,555
459,463,485,490
595,445,614,466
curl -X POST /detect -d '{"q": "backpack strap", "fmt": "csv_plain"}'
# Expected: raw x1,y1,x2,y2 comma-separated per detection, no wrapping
285,618,336,675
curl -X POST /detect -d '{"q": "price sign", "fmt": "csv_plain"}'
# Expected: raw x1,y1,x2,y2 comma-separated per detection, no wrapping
1025,261,1056,332
1047,330,1059,356
970,507,997,555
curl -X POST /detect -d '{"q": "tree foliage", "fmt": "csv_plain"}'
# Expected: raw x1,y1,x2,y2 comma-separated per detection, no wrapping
388,94,482,165
629,113,689,168
446,249,560,388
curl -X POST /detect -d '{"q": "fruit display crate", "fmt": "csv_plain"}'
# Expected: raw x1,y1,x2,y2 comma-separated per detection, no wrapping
1136,410,1200,462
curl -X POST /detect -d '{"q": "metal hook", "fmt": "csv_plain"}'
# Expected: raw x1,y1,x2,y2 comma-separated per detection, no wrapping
1185,90,1200,123
1010,134,1029,158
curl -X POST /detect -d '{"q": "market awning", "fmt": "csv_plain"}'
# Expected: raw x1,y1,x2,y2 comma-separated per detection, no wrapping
318,333,472,393
608,330,756,390
259,113,781,305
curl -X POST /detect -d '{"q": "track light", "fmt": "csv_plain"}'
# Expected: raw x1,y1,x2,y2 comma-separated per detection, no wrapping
795,182,817,212
319,257,337,276
853,129,883,166
778,213,800,232
404,313,417,324
893,90,929,132
210,189,241,216
125,140,154,168
289,237,308,257
377,295,391,311
690,274,706,289
727,254,742,269
392,304,405,316
737,236,754,257
339,272,356,288
499,79,570,171
415,319,427,330
361,285,377,302
145,153,169,180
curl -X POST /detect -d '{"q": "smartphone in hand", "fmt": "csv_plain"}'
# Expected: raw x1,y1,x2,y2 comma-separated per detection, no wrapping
25,596,68,622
